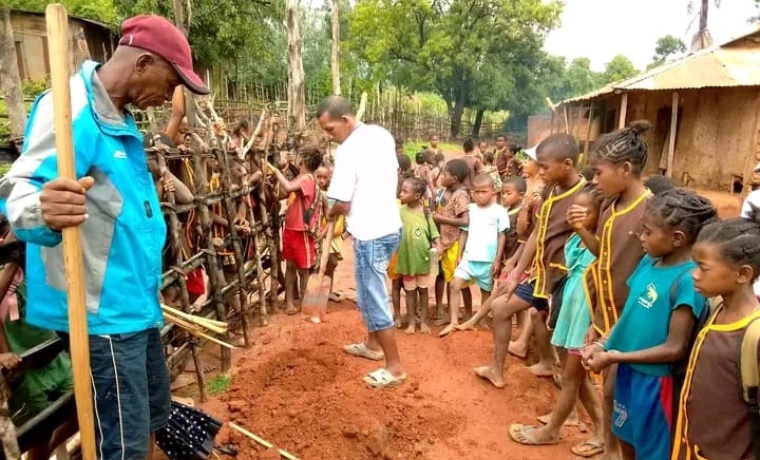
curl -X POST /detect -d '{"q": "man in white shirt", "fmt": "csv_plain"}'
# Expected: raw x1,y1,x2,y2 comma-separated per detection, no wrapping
318,96,406,388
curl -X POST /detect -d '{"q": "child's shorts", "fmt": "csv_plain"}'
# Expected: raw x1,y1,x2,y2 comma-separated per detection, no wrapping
612,363,673,460
513,280,549,311
402,275,430,291
440,242,460,283
387,252,401,280
454,260,492,292
282,228,316,270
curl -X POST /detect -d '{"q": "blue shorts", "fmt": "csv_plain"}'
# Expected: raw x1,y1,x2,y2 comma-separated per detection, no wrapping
354,231,400,333
612,363,673,460
513,280,549,311
454,260,493,292
59,328,171,460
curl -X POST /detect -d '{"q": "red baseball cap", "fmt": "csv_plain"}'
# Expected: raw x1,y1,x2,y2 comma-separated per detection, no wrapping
118,15,209,95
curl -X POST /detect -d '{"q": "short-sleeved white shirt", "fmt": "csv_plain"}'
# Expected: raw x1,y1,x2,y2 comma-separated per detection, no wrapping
327,123,402,241
740,191,760,296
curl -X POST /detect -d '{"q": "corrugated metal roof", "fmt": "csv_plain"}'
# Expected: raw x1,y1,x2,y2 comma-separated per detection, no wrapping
560,26,760,106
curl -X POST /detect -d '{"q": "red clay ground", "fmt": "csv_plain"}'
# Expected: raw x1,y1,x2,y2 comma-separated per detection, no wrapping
191,242,595,460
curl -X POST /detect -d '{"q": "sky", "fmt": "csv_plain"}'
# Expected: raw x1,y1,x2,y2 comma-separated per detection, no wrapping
544,0,759,71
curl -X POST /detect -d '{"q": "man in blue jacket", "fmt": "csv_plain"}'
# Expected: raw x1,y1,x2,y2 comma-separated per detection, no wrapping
0,15,208,460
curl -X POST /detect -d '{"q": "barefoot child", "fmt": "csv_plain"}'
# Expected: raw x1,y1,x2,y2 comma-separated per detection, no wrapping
317,163,345,302
462,138,483,189
570,121,653,459
439,173,509,337
584,189,716,460
396,177,442,334
433,159,473,324
474,134,585,388
672,206,760,460
267,145,324,315
390,154,415,326
482,152,503,192
509,184,605,456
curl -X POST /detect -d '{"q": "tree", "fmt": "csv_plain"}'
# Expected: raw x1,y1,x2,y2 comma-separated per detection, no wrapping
330,0,341,95
688,0,720,52
0,7,26,137
4,0,116,22
286,0,306,130
347,0,562,137
649,35,686,69
602,55,638,84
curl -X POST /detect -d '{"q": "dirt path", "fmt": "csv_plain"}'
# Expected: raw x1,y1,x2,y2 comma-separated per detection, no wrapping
196,244,593,460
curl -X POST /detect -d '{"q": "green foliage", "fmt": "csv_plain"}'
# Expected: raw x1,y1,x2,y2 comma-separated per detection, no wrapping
5,0,116,23
602,55,638,84
648,35,686,70
206,373,233,396
346,0,562,136
0,163,11,176
21,78,48,98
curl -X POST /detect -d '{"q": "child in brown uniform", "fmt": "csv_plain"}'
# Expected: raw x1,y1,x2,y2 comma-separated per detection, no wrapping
461,138,483,189
568,121,652,460
474,134,585,388
433,159,472,324
673,209,760,460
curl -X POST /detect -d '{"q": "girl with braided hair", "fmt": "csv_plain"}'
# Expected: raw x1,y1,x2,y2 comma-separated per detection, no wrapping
583,189,716,460
672,204,760,460
567,120,653,460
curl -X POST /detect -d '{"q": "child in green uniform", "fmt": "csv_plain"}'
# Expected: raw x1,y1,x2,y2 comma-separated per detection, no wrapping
395,177,442,334
0,234,76,460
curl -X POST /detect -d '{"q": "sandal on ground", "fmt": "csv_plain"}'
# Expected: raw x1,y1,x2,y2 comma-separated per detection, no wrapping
508,424,559,446
537,414,588,432
343,343,384,361
571,440,605,458
362,368,407,388
329,292,343,302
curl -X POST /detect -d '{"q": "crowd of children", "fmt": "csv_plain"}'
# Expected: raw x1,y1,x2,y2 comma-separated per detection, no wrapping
386,127,760,460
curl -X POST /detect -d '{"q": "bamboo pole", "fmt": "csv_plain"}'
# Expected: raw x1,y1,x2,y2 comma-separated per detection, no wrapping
666,92,679,179
45,6,96,459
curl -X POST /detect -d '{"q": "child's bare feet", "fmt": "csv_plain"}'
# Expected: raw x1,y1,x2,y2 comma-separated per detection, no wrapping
473,366,506,388
420,322,431,334
285,303,298,315
537,413,588,432
404,324,415,335
476,317,491,329
509,424,559,445
434,314,450,326
528,362,555,378
508,341,528,359
394,317,402,328
454,321,476,332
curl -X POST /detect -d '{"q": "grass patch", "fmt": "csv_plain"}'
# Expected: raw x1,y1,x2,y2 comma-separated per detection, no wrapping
402,141,460,160
206,373,234,396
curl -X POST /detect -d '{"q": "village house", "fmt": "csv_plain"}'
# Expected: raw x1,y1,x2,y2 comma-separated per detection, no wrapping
9,9,117,82
530,26,760,192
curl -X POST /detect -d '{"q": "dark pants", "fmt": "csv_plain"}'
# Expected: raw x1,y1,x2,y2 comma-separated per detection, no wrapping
60,328,171,460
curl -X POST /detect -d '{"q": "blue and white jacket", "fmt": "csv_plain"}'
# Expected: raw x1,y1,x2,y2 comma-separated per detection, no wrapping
0,60,166,335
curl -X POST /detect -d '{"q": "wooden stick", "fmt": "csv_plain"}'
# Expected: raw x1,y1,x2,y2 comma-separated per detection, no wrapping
163,315,236,349
228,423,300,460
45,5,96,460
162,304,228,331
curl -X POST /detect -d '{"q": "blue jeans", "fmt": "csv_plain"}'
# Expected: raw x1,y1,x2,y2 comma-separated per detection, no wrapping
59,328,171,460
353,231,400,332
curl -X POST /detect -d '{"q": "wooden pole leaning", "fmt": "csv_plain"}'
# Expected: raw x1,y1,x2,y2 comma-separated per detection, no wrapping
45,4,97,460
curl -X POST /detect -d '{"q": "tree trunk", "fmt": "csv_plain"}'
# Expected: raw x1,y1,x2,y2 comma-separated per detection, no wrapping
286,0,306,131
472,108,484,138
330,0,341,95
449,102,465,139
690,0,713,51
0,7,27,138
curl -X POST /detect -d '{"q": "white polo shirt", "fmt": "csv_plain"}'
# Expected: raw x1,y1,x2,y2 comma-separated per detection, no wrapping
740,191,760,297
327,123,402,241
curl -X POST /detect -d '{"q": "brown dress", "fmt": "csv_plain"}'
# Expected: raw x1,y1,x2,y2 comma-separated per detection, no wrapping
532,177,586,299
590,190,651,334
672,306,760,460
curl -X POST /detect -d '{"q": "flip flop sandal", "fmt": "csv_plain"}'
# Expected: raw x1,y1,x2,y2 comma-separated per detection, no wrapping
508,424,559,446
571,440,605,458
537,414,588,433
343,343,384,361
362,368,407,388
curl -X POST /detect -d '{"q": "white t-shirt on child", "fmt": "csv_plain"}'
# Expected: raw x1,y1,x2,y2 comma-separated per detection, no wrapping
462,203,510,262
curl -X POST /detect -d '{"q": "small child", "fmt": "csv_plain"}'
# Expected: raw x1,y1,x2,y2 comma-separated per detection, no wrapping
267,145,323,315
390,154,416,326
501,176,527,265
415,152,435,209
477,140,490,159
316,163,345,302
439,173,509,337
672,205,760,460
395,177,442,334
462,138,483,189
432,159,472,324
584,189,716,460
509,184,605,454
482,152,503,191
644,175,677,195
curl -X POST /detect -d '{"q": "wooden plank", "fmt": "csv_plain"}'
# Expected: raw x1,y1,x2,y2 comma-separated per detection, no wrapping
666,92,679,179
584,102,595,154
618,93,628,130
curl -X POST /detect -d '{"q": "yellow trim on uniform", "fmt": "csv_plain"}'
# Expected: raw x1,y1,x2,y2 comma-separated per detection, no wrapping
533,177,586,298
596,189,651,333
671,304,760,460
